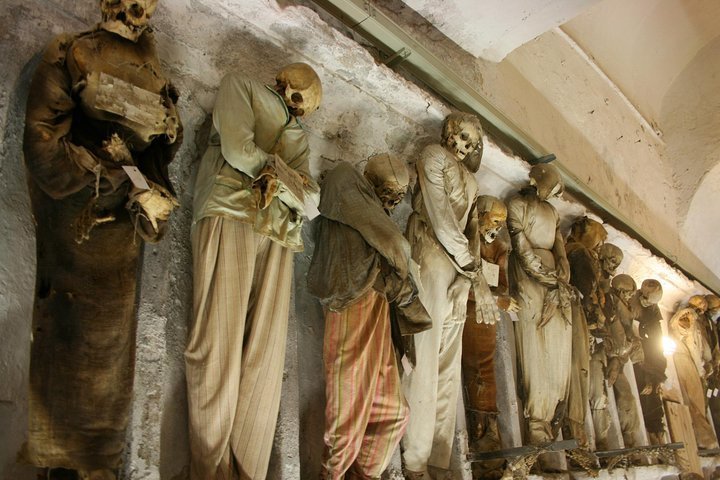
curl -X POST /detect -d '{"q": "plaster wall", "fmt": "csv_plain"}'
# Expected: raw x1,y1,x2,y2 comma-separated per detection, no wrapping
0,1,715,480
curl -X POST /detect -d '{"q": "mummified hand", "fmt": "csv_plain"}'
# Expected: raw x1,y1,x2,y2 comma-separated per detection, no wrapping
128,183,179,232
253,160,280,209
448,275,472,321
102,133,134,166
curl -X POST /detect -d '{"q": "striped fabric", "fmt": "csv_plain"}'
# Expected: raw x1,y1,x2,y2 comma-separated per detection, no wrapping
323,289,409,479
185,217,293,480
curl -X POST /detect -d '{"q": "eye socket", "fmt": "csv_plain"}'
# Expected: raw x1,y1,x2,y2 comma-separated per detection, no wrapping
460,132,469,141
291,92,303,104
129,3,145,17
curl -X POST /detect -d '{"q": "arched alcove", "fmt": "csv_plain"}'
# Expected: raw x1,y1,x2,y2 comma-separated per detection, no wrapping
682,162,720,276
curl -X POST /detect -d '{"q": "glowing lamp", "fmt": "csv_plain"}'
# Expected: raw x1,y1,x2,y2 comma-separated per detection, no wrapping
662,336,677,356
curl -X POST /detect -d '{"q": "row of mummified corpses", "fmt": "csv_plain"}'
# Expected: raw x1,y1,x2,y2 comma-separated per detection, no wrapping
19,2,720,480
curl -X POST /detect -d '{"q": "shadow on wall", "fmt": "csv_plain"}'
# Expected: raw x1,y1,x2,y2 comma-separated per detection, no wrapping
0,52,44,480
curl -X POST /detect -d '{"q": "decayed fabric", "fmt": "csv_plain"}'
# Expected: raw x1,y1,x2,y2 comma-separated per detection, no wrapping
508,186,572,445
186,217,293,480
632,296,667,439
402,142,478,473
187,69,318,479
307,163,412,311
322,290,409,479
462,238,510,416
670,307,719,449
606,290,642,448
565,219,607,450
308,162,417,479
23,27,180,470
192,72,316,252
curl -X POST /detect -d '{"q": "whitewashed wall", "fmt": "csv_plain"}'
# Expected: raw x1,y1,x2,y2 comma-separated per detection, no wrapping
0,1,712,479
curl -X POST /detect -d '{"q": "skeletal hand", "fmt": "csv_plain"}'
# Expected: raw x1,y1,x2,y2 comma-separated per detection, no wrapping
448,276,472,322
130,185,178,232
497,295,519,312
640,383,653,395
102,133,134,165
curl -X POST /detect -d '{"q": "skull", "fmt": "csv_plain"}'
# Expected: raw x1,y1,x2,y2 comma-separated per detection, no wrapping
441,113,483,162
688,295,708,314
599,243,624,276
275,63,322,117
638,279,663,307
364,153,409,213
528,163,564,201
475,195,507,244
611,274,636,303
100,0,158,42
567,216,607,251
705,295,720,320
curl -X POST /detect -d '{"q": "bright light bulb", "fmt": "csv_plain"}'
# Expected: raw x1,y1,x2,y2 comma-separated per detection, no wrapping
663,336,677,356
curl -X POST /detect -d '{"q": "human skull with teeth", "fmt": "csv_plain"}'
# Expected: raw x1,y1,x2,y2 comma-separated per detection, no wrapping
275,63,322,117
100,0,157,42
364,153,409,213
611,274,636,304
687,294,708,315
599,243,623,277
441,112,483,162
476,195,507,244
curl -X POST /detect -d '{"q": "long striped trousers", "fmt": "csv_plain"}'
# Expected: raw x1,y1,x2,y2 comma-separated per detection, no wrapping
186,217,293,480
323,289,409,479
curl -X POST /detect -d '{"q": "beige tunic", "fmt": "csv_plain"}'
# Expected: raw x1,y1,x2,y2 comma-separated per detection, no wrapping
508,190,572,444
402,144,478,472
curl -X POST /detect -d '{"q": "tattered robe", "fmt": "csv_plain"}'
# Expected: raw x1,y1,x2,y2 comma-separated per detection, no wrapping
606,292,642,448
632,300,667,436
23,29,180,470
670,308,719,449
508,190,572,444
308,163,415,479
402,144,478,472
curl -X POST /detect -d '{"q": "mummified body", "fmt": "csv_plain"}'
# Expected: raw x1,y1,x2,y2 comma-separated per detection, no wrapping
564,217,607,450
186,62,321,479
308,155,429,479
508,164,572,445
606,274,643,448
22,1,181,476
670,296,719,449
461,196,517,479
402,113,483,477
631,279,667,445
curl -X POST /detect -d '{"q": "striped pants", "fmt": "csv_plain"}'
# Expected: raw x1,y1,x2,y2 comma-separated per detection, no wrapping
185,217,293,480
323,289,409,479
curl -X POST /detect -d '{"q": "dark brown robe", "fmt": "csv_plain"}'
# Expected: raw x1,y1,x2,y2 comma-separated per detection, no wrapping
22,28,180,470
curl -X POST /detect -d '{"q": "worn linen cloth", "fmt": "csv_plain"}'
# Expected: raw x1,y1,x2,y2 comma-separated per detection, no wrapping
632,299,667,435
23,29,180,469
192,72,317,252
507,189,572,444
322,290,409,479
402,144,478,472
187,71,316,479
307,163,412,310
307,162,415,478
607,292,642,447
462,237,509,415
566,241,605,448
186,217,293,480
670,308,719,449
